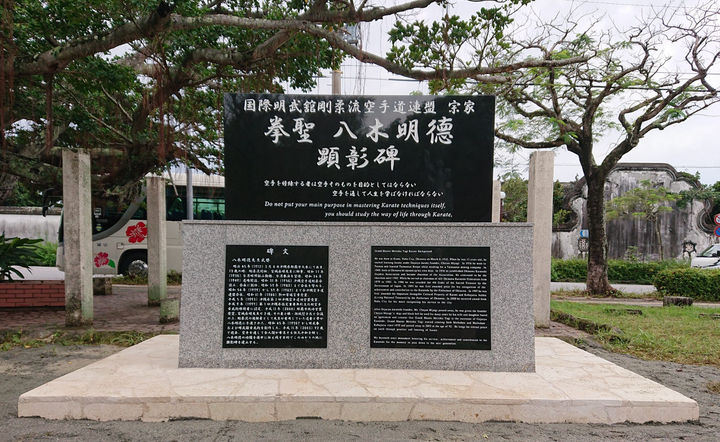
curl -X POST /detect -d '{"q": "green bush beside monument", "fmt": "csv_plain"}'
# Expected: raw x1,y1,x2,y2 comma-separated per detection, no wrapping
654,268,720,301
552,258,688,285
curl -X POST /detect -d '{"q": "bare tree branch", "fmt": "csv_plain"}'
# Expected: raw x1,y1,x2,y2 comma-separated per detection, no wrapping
495,130,566,149
9,0,588,83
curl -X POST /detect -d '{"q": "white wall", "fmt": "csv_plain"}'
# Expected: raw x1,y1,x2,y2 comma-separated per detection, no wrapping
0,214,61,242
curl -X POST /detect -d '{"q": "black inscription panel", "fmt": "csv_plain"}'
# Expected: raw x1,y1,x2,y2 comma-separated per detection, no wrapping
224,94,495,222
223,245,328,348
371,246,490,350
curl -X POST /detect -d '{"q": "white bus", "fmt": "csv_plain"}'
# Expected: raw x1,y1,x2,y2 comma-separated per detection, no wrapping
56,173,225,275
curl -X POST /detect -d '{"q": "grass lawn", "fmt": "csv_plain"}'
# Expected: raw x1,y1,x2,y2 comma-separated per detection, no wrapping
551,300,720,367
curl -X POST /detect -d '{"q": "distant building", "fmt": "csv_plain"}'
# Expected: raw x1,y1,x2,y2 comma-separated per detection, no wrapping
552,163,716,260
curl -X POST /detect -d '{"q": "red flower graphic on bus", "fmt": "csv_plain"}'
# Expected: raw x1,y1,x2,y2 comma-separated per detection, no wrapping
94,252,109,268
94,252,116,269
125,222,148,243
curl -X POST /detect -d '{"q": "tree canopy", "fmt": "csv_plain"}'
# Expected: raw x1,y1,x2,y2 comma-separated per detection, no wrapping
463,2,720,293
605,180,680,260
1,0,592,203
498,171,569,225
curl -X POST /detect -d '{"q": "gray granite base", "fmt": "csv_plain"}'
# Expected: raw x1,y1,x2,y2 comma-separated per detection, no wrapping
179,222,534,372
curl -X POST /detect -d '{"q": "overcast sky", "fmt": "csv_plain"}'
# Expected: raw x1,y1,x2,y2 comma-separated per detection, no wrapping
300,0,720,185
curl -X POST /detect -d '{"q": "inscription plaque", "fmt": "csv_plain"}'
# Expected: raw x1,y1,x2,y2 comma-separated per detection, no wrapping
371,246,490,350
223,245,328,348
224,94,495,222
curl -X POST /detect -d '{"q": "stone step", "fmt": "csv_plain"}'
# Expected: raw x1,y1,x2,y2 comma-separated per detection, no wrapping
18,336,698,424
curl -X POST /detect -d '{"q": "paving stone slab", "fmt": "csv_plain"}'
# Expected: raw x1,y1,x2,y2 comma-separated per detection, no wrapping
18,336,698,424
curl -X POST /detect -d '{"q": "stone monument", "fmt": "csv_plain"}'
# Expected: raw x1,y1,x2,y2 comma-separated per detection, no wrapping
179,94,535,371
17,95,699,426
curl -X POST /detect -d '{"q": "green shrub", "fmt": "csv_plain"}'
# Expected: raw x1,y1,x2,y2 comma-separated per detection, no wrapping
112,270,182,286
0,233,42,281
550,262,559,282
552,258,689,284
167,270,182,285
654,268,720,301
551,258,588,282
608,259,688,285
34,241,58,267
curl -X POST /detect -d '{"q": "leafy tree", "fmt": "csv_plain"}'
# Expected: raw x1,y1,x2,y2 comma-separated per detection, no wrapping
1,0,588,203
499,171,571,224
469,4,720,294
605,180,680,261
500,172,527,222
677,179,720,222
552,180,571,228
1,178,44,206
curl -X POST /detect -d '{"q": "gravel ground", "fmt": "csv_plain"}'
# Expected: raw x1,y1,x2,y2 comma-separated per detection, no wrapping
1,339,719,442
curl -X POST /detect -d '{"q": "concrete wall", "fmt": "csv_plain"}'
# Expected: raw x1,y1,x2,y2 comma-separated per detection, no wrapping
0,213,61,242
552,163,716,260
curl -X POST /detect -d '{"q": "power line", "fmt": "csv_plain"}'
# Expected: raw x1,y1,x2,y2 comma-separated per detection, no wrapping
384,76,720,93
359,65,720,78
560,0,688,9
556,164,720,168
326,71,720,83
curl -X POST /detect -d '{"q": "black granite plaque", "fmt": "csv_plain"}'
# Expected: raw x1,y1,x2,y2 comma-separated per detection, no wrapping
371,246,490,349
223,245,328,348
224,94,495,222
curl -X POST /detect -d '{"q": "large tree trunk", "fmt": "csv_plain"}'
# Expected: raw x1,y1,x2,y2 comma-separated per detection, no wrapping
585,172,615,294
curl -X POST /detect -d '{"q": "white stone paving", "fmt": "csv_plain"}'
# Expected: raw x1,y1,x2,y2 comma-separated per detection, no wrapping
18,336,699,423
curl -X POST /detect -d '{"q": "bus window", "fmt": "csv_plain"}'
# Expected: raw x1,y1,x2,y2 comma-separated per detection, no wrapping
195,197,225,220
166,185,225,220
167,196,187,221
92,199,144,235
131,202,147,220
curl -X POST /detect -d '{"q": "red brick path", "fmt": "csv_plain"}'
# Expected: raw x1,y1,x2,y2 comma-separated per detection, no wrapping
0,285,180,335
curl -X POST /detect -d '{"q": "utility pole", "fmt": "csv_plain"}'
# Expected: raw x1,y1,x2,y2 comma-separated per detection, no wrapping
186,167,194,220
332,70,341,95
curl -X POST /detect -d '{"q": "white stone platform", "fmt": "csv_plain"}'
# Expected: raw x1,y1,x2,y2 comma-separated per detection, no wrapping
19,336,698,423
